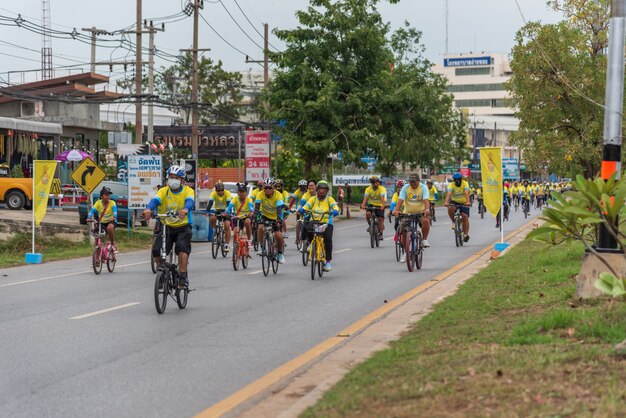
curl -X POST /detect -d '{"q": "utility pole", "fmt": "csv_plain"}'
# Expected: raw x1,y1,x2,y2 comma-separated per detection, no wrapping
145,20,165,146
191,0,200,158
81,27,112,73
599,0,625,250
135,0,143,145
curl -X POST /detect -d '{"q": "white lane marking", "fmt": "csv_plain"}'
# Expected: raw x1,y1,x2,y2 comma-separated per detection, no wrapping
69,302,141,320
247,270,263,275
334,248,352,254
0,250,212,288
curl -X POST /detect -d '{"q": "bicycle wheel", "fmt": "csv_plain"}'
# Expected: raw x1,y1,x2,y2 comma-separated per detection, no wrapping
480,206,484,219
211,225,220,259
220,229,228,258
154,270,168,314
415,231,423,270
302,240,310,266
271,240,279,275
310,239,316,280
458,219,464,247
175,285,188,309
395,237,402,262
232,241,240,271
454,219,461,248
374,222,380,248
406,232,415,272
150,236,158,273
107,248,116,273
242,242,249,269
261,235,271,277
369,219,376,248
295,222,302,251
432,207,436,222
92,246,103,275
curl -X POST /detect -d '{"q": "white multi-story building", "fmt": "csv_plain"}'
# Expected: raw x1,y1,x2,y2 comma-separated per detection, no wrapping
433,52,522,169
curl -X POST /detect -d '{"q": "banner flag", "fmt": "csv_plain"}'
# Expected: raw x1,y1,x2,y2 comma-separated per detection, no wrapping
479,147,502,218
33,160,58,226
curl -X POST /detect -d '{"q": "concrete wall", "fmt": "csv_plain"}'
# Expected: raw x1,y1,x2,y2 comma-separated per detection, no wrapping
0,219,87,242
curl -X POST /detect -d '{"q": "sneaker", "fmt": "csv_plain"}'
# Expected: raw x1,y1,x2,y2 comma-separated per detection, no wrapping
451,224,455,230
178,273,189,289
283,232,289,239
464,235,470,243
378,233,384,241
422,239,430,248
277,253,285,264
496,224,500,229
324,261,332,272
224,244,230,252
400,254,406,263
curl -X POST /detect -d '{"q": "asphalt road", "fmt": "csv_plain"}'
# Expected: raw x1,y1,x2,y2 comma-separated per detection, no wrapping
0,204,539,418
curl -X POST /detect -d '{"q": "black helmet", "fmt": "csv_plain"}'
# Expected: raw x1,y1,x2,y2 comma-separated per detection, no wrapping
100,186,112,196
236,182,247,192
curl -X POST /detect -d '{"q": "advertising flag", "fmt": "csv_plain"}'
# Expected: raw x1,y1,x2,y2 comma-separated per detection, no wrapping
479,148,502,218
33,160,58,225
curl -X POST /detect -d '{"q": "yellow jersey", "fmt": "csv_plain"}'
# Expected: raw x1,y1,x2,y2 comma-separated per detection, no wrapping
255,190,285,220
154,185,195,227
364,185,387,207
90,199,117,223
399,183,429,214
209,190,232,210
510,186,521,195
390,192,404,212
447,180,470,204
300,191,314,207
521,185,532,198
302,196,338,224
227,195,254,217
428,186,437,202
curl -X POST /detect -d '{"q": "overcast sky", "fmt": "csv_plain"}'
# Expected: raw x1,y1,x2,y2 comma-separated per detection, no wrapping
0,0,560,86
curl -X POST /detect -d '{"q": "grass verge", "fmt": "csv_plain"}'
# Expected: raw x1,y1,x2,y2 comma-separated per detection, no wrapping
0,228,153,268
302,239,626,417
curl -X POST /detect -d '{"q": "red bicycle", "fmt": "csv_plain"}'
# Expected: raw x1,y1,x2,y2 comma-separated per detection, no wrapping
223,214,251,271
87,220,116,275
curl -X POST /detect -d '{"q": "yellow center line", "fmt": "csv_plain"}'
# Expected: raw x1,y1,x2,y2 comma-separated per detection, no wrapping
194,218,537,418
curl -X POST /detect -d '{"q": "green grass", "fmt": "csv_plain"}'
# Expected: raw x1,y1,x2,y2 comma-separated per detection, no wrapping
0,228,153,268
302,239,626,418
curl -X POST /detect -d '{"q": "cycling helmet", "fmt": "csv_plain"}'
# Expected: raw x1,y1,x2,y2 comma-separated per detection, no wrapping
262,177,276,188
396,180,405,187
100,186,112,195
215,181,224,191
167,165,186,178
298,179,307,186
370,175,380,183
236,182,247,192
452,172,463,180
275,179,284,186
317,180,329,189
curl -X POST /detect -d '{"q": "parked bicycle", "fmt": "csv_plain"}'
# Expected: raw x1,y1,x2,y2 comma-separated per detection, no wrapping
153,212,189,314
399,213,424,272
87,219,116,275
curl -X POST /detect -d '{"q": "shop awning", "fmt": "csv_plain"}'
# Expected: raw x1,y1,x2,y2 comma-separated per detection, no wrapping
0,116,62,135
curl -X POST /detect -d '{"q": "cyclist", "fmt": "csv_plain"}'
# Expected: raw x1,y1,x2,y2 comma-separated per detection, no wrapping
254,177,286,264
389,180,406,235
536,182,546,208
521,180,532,213
295,180,317,244
445,172,471,242
207,181,232,252
287,179,308,212
275,179,291,238
476,186,484,214
427,180,438,220
87,186,118,253
250,180,263,200
143,165,194,288
225,183,254,245
496,187,511,229
361,175,387,239
393,173,431,263
299,180,339,271
510,181,521,208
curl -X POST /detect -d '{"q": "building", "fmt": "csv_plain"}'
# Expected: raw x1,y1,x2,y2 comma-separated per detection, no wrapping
433,52,522,178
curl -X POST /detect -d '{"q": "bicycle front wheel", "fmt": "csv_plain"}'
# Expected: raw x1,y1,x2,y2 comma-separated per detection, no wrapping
406,232,415,272
92,247,103,275
211,226,220,259
261,235,271,277
271,240,279,275
150,236,158,273
415,231,423,270
232,241,240,271
369,219,376,248
175,286,188,309
107,250,116,273
395,238,402,262
302,240,310,266
154,270,168,314
242,242,249,269
220,229,228,258
454,219,461,248
295,222,302,251
310,239,317,280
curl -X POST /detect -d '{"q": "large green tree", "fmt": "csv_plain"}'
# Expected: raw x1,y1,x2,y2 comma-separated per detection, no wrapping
508,0,612,178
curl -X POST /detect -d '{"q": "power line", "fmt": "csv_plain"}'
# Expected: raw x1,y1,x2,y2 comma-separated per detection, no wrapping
199,12,256,61
215,0,264,51
230,0,282,52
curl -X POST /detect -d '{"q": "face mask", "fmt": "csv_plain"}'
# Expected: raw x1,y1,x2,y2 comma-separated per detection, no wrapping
168,178,181,189
454,180,462,186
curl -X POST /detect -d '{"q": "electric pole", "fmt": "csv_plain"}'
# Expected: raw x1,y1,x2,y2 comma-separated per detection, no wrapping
135,0,143,145
81,27,112,73
145,20,165,146
191,0,200,158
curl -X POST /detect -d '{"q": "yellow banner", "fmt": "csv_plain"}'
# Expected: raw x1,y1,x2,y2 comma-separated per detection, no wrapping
34,160,58,226
479,147,502,218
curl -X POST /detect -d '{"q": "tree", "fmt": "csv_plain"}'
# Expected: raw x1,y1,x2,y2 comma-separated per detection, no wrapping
507,0,613,178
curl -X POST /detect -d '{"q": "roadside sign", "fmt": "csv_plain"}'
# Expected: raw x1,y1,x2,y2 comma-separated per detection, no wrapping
459,167,471,178
245,131,271,182
70,158,107,194
128,155,162,209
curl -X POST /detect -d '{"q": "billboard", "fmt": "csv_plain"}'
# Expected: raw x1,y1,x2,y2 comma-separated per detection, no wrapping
153,125,244,159
127,155,162,209
332,174,381,186
444,56,492,67
245,131,270,182
502,158,519,180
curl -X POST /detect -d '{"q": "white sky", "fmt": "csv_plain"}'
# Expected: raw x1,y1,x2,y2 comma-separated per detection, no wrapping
0,0,560,86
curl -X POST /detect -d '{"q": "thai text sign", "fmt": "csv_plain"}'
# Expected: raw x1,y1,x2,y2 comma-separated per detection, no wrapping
332,175,381,187
502,158,519,180
245,131,270,182
128,155,162,209
444,56,492,67
153,125,243,159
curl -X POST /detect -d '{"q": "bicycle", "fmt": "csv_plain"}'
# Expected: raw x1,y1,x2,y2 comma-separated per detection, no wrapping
260,218,280,277
224,214,251,271
523,197,530,219
87,220,116,275
251,217,260,252
150,219,161,274
303,210,331,280
211,215,228,259
399,213,424,272
429,203,436,224
513,194,520,212
153,212,189,314
450,203,465,247
477,198,485,219
365,204,383,248
295,212,305,251
393,222,404,262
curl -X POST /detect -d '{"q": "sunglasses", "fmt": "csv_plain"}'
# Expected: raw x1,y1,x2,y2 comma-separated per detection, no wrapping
264,186,273,190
